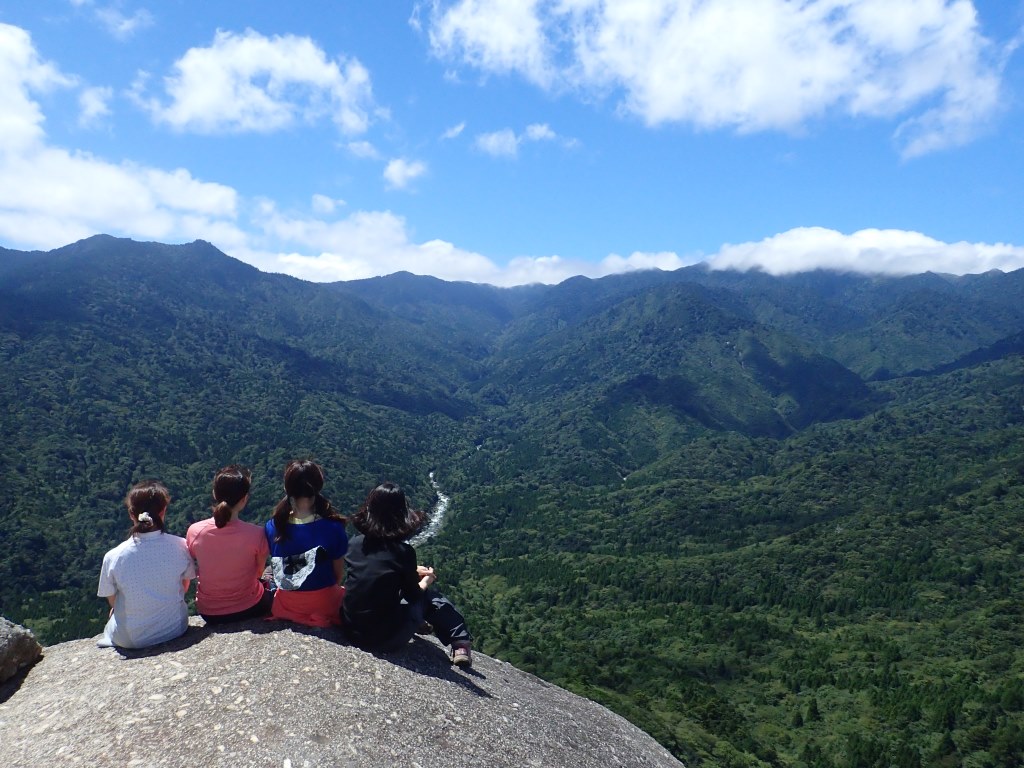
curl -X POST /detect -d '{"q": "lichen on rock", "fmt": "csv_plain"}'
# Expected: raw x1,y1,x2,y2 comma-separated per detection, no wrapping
0,617,42,686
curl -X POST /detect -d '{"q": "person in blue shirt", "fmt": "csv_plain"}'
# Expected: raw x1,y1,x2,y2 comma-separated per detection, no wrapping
264,460,347,627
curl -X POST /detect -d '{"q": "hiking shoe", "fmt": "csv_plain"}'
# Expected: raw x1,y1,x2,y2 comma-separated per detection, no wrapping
451,645,472,668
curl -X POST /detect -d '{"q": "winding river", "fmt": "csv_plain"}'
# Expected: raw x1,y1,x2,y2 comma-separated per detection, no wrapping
409,471,450,546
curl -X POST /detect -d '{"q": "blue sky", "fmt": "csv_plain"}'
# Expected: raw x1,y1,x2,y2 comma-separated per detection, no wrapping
1,1,1022,285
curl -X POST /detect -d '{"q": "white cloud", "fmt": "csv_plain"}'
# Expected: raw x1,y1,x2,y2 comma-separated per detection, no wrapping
475,122,572,157
0,24,243,252
311,193,345,214
441,121,466,139
347,140,380,158
0,145,240,249
707,227,1024,275
95,6,155,40
475,128,519,157
383,158,428,189
426,0,1009,156
259,205,503,282
524,122,555,141
2,22,1019,289
138,29,375,135
78,85,113,127
428,0,553,85
0,24,76,152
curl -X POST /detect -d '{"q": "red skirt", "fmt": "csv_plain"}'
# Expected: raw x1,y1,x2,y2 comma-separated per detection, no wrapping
270,585,344,627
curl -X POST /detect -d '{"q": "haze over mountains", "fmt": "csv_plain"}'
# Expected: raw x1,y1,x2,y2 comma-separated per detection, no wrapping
1,235,1023,766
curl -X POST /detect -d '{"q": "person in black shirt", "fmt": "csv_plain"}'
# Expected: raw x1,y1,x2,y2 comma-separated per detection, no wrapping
342,482,473,667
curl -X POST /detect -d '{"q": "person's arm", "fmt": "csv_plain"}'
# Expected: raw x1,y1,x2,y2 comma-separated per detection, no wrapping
417,565,436,591
256,537,270,580
330,524,347,585
395,544,429,601
98,552,117,616
181,546,196,594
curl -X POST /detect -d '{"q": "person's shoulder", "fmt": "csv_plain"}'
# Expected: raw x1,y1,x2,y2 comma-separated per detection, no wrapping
163,533,189,548
186,518,213,538
103,537,133,559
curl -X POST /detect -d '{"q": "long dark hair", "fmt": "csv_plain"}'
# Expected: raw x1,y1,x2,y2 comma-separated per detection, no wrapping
211,464,252,528
271,460,346,541
351,482,426,541
125,480,169,536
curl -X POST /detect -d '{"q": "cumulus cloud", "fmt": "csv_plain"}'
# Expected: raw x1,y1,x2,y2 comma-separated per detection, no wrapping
0,24,77,151
347,140,380,158
441,121,466,139
383,158,428,189
257,204,503,282
252,199,707,285
426,0,1009,156
311,193,345,214
3,21,1020,289
78,85,113,127
475,128,520,157
475,122,572,156
95,6,155,40
524,122,555,141
136,29,375,135
0,144,241,249
0,24,244,252
707,227,1024,275
428,0,553,85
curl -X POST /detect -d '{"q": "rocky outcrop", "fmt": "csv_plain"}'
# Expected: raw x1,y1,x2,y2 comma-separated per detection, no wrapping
0,618,683,767
0,617,42,685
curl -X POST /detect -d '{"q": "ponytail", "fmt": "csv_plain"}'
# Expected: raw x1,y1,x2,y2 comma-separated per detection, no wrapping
210,465,252,528
272,460,346,541
126,480,169,536
212,500,233,528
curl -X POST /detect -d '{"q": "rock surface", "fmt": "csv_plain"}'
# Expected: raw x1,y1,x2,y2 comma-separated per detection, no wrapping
0,618,683,767
0,617,42,684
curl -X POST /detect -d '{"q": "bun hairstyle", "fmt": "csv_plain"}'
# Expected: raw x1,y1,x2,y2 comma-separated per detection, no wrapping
271,459,346,541
352,482,426,541
211,464,252,528
125,480,170,535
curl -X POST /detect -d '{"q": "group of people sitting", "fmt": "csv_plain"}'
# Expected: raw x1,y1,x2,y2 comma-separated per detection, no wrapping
96,460,473,667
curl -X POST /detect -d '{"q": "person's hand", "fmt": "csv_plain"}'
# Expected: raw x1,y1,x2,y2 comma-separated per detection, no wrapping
418,565,436,589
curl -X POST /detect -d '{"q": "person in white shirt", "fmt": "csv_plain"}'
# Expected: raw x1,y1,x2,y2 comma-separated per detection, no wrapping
97,480,195,649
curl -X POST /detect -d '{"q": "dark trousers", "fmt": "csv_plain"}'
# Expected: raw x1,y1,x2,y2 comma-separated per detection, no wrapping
380,588,472,651
200,587,274,625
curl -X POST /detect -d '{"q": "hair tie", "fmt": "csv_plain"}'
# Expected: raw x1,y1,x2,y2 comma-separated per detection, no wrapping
138,512,153,524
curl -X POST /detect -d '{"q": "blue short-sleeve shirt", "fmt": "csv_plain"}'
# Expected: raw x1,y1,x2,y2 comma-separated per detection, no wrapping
265,517,348,591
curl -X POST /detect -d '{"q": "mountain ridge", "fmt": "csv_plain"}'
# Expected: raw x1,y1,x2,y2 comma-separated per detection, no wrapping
1,235,1023,766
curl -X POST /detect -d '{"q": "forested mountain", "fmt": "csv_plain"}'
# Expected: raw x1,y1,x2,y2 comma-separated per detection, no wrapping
2,235,1023,767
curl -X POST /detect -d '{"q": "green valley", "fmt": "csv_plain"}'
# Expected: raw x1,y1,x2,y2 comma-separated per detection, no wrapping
1,236,1022,767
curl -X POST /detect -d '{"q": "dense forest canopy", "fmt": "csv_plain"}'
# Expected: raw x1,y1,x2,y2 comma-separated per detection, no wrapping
1,235,1022,767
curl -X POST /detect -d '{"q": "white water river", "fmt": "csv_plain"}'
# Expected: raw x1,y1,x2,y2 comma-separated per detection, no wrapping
408,471,450,546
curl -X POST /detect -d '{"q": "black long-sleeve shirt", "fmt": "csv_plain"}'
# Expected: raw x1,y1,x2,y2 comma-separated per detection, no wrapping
342,534,423,648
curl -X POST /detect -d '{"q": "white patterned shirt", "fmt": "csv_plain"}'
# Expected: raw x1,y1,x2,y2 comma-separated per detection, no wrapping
97,531,195,649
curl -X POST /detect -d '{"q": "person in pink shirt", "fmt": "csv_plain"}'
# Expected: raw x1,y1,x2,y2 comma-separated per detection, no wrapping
186,465,272,624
